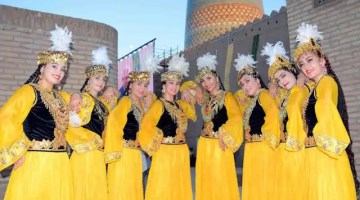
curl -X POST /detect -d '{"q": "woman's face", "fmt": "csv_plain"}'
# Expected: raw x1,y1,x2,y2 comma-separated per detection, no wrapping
239,74,261,96
200,73,218,93
164,80,181,97
88,74,107,94
298,51,325,83
40,61,67,86
274,69,296,90
130,81,149,98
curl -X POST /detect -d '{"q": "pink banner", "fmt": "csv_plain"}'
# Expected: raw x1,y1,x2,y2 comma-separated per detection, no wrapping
118,41,155,96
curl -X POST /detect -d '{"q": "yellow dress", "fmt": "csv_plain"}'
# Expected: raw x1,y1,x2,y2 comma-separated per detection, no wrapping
66,92,113,200
240,89,280,200
104,96,147,200
273,85,308,200
0,84,73,200
303,75,356,200
195,91,243,200
138,98,196,200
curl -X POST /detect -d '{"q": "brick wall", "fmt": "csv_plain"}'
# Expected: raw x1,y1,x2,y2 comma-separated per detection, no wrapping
0,5,118,106
286,0,360,178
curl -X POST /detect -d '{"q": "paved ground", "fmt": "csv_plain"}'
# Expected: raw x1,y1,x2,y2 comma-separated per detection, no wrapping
0,167,242,199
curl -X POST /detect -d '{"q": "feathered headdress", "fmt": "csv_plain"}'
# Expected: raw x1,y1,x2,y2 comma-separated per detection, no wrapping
293,22,324,61
85,46,112,78
233,54,258,82
128,54,160,82
161,54,189,82
261,41,291,82
37,24,73,65
196,53,218,82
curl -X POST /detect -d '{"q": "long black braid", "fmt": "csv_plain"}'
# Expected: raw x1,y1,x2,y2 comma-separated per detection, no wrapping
24,65,42,84
322,53,360,193
80,78,90,93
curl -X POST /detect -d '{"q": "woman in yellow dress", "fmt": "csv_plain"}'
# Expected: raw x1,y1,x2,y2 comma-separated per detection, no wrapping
138,54,196,200
261,41,308,200
104,55,159,200
233,54,280,200
0,25,74,200
182,53,243,200
66,47,115,200
294,22,357,200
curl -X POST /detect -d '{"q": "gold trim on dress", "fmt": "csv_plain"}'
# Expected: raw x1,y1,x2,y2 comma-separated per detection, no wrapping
280,132,288,143
29,139,66,152
161,134,186,145
105,152,121,163
286,135,302,151
245,133,264,143
123,139,141,149
70,135,103,153
0,136,30,171
314,134,348,155
305,136,316,148
200,121,219,138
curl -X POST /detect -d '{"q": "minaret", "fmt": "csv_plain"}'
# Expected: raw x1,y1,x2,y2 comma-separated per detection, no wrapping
185,0,264,48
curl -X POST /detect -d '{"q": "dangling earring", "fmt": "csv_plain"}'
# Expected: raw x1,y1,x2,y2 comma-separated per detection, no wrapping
57,84,62,90
85,84,90,92
162,87,165,93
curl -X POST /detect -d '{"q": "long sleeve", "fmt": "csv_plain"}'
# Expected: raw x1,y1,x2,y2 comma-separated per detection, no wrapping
219,92,243,152
285,86,308,151
104,96,132,163
177,99,196,121
66,93,103,153
259,90,281,149
234,89,251,115
138,100,164,156
0,85,34,171
313,76,349,158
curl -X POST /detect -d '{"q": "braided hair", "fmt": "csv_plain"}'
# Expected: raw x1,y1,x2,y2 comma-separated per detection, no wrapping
24,65,42,84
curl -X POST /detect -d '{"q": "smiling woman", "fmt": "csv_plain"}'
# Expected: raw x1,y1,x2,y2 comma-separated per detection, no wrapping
0,25,74,200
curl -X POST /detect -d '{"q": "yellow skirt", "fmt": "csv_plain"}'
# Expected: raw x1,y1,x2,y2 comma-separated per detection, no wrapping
273,143,306,200
145,143,192,200
70,149,108,200
107,147,143,200
4,151,73,200
196,137,240,200
306,147,356,200
242,141,274,200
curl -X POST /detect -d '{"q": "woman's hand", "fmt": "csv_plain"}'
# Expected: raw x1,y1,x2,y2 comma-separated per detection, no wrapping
181,89,194,103
219,136,227,151
103,86,118,103
195,86,204,104
268,82,279,99
144,92,154,110
69,93,82,113
13,155,25,170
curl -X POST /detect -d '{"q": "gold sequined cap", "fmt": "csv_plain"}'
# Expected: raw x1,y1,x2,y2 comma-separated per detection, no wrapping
293,38,323,62
85,65,107,78
161,71,183,82
268,56,292,82
128,71,151,82
293,23,324,62
195,66,216,83
237,66,258,83
37,51,69,65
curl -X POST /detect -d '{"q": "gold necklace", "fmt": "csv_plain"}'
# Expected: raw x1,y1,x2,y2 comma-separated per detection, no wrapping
31,83,68,149
201,90,226,122
160,98,187,134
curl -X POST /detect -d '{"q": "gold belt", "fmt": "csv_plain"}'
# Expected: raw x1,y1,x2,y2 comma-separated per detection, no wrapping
161,135,186,145
123,139,140,149
245,133,264,143
200,130,219,139
29,139,66,152
305,136,316,148
280,132,287,143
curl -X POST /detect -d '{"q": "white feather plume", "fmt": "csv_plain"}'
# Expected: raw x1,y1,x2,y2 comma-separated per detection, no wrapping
140,54,161,73
49,24,72,54
233,54,256,72
92,46,112,74
197,52,217,71
261,41,288,66
295,22,323,45
168,54,189,77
